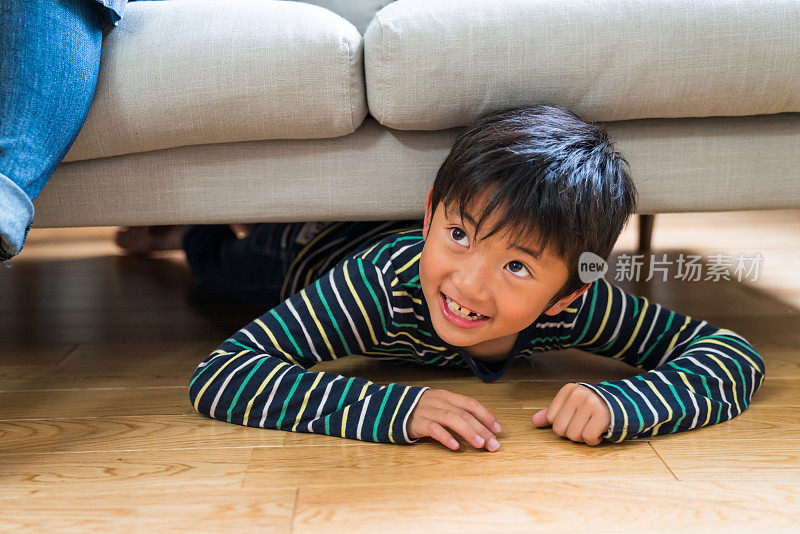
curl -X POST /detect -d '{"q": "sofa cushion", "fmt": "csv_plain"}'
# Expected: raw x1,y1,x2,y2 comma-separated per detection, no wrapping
37,114,800,228
64,0,366,163
365,0,800,130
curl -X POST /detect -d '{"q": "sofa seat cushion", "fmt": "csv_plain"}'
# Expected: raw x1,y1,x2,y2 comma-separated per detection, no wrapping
365,0,800,130
36,114,800,228
64,0,366,163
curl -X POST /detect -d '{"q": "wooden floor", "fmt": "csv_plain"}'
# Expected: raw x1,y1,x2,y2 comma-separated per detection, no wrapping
1,211,799,532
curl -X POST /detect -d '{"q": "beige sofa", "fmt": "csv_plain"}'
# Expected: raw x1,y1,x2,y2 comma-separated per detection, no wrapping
33,0,800,229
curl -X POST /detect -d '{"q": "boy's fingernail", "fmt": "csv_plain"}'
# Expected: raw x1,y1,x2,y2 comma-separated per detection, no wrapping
488,437,500,450
493,422,502,433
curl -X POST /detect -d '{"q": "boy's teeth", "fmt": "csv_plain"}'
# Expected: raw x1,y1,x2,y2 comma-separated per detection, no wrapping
444,294,485,320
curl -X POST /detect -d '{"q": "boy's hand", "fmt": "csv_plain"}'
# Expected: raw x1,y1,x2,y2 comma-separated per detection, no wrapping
407,388,502,452
531,383,611,446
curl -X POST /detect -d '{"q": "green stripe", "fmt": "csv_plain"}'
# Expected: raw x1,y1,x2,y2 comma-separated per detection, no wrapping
372,235,420,264
372,383,395,442
572,281,599,346
316,278,350,355
336,377,354,411
276,373,304,429
634,310,675,366
227,358,267,423
603,382,645,436
358,259,387,336
271,308,303,355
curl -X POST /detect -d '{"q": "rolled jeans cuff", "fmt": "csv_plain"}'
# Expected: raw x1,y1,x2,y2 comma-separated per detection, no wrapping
0,172,35,261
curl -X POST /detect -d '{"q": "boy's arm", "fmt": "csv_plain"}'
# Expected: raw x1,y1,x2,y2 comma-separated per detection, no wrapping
560,278,766,443
188,256,429,445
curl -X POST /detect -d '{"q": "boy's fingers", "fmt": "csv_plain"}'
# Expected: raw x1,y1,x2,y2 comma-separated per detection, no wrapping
552,395,580,436
453,407,499,450
583,413,608,446
436,408,489,450
564,406,592,442
427,421,460,450
545,383,578,425
440,390,502,434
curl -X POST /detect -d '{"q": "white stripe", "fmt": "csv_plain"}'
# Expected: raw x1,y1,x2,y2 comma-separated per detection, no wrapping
373,264,394,321
637,303,661,353
196,350,235,368
356,395,372,440
209,354,265,417
656,320,708,366
682,355,733,419
653,369,699,431
329,267,365,353
288,236,346,297
239,328,267,352
621,378,660,433
285,297,322,362
403,387,429,442
258,365,294,427
308,376,342,432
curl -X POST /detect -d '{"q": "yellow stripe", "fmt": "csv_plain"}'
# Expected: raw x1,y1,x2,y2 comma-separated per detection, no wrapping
676,371,711,427
643,379,674,435
243,361,290,425
292,373,323,431
388,387,410,444
605,391,628,442
664,316,692,355
357,383,370,401
193,351,249,411
341,405,350,437
344,260,379,345
253,318,301,366
693,337,764,374
386,330,446,350
396,252,421,275
579,279,616,347
301,287,336,358
359,241,382,260
392,288,422,305
705,353,742,414
610,295,650,360
281,222,346,299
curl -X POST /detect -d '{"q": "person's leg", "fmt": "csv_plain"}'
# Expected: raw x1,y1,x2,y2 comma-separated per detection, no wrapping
0,0,105,261
182,224,290,307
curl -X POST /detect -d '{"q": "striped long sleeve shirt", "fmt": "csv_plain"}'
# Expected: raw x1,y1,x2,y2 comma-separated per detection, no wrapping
188,227,766,444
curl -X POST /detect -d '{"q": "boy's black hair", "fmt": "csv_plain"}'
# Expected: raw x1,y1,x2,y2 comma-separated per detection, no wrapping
429,105,638,311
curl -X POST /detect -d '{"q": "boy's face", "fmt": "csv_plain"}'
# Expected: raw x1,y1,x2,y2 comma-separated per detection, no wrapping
419,186,590,360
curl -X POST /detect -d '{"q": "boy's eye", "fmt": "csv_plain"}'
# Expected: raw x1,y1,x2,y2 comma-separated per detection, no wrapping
506,261,532,278
447,226,532,278
448,226,469,246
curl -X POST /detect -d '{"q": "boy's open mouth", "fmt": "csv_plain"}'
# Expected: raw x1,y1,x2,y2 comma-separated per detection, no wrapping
440,291,491,328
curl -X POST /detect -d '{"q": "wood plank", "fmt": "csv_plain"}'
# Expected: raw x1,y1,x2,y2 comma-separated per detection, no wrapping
0,487,296,533
0,387,192,419
243,439,672,490
652,439,800,481
293,480,800,533
0,448,254,498
0,415,284,454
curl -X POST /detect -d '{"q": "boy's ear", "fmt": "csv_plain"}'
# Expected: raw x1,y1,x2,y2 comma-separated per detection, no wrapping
543,282,592,316
423,187,434,240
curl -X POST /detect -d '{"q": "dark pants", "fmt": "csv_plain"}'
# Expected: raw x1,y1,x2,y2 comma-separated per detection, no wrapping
182,224,292,307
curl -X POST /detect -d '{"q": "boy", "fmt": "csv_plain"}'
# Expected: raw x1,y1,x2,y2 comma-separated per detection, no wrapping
185,105,765,451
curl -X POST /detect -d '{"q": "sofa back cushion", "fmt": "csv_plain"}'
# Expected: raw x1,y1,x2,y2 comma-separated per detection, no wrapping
365,0,800,129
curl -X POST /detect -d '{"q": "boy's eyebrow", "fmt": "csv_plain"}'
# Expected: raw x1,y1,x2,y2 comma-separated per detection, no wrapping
458,209,547,265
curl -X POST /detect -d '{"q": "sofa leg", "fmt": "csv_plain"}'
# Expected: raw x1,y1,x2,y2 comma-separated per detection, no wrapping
638,214,655,255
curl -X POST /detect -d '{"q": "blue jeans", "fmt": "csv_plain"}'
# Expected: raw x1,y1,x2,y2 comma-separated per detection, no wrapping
0,0,130,262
